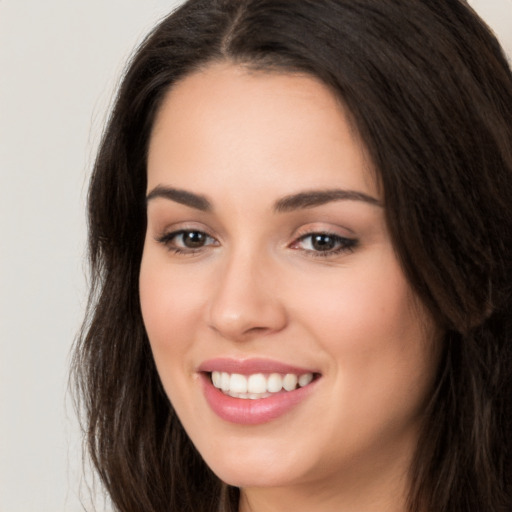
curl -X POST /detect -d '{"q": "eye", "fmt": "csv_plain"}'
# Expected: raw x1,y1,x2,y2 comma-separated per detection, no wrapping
291,232,357,256
156,229,218,254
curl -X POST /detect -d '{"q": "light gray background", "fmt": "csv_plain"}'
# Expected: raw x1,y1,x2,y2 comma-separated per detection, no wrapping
0,1,510,511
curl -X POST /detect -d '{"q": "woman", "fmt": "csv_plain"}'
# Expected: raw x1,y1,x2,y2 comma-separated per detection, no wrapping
73,0,512,511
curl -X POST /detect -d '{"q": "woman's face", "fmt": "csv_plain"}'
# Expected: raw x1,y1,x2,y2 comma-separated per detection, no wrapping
140,63,440,502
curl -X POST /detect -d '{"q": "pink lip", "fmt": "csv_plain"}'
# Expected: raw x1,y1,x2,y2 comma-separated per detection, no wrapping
198,358,319,425
198,357,317,375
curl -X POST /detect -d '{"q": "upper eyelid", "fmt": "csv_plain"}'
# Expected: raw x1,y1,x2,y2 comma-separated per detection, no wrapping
291,233,359,257
156,230,356,258
292,232,357,247
157,228,217,242
155,230,219,255
292,222,355,239
296,231,351,241
157,227,352,240
154,224,357,247
155,223,217,238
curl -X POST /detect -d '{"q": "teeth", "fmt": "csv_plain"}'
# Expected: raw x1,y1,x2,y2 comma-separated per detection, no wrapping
248,373,267,394
299,373,313,388
230,374,247,393
221,372,230,392
212,371,222,388
267,373,283,393
283,373,298,391
298,373,313,387
211,371,314,398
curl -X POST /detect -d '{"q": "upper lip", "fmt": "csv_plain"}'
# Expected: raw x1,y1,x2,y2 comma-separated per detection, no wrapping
197,357,318,375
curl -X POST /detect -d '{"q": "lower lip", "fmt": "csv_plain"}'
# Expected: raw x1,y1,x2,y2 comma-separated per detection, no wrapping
201,374,317,425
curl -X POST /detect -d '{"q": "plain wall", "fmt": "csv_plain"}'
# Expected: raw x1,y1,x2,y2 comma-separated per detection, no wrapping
0,1,510,511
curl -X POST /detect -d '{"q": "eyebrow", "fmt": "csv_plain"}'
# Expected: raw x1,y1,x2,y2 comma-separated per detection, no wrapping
273,189,382,212
146,185,382,213
146,185,212,211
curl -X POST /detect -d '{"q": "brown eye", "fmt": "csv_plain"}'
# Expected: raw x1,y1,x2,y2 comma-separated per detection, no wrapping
157,229,218,254
181,231,208,248
311,234,337,251
292,232,358,256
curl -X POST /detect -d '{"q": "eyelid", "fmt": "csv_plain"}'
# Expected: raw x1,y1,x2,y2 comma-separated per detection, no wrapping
156,229,217,244
153,222,358,257
291,222,355,241
289,225,359,257
155,225,220,254
153,220,217,240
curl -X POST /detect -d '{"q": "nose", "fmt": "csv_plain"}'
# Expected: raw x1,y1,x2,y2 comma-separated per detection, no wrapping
207,249,288,341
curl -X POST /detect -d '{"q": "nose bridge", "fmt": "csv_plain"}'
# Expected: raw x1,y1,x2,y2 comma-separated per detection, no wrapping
207,243,287,340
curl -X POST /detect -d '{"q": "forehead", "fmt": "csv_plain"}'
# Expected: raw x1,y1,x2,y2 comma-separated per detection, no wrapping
147,62,377,199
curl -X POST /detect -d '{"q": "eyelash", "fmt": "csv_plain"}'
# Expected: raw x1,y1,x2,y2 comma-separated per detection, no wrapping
156,230,218,255
156,229,358,257
291,232,358,257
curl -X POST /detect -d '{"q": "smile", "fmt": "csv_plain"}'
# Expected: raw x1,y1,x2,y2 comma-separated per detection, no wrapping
210,371,314,399
198,359,320,425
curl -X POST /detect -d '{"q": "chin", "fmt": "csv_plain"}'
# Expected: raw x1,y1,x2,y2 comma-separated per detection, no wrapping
211,461,299,489
194,434,316,489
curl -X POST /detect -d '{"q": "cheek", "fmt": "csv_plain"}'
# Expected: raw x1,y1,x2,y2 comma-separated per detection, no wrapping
140,252,203,336
139,248,206,386
294,254,421,352
292,252,439,415
139,267,173,347
139,254,208,427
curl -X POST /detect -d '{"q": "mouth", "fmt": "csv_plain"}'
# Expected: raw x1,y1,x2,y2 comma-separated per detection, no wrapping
208,371,316,399
198,358,321,425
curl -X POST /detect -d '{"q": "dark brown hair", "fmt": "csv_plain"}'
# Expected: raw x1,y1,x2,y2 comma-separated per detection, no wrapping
73,1,512,510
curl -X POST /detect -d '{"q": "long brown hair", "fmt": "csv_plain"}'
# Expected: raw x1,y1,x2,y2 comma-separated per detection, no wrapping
73,1,512,510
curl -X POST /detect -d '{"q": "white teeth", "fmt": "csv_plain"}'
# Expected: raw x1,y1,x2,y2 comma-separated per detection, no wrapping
298,373,313,387
283,373,298,391
230,373,247,393
212,371,222,388
220,372,230,392
267,373,283,393
248,373,267,394
210,371,315,397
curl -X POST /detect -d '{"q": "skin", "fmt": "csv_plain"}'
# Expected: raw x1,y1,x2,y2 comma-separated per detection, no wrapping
140,63,440,512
